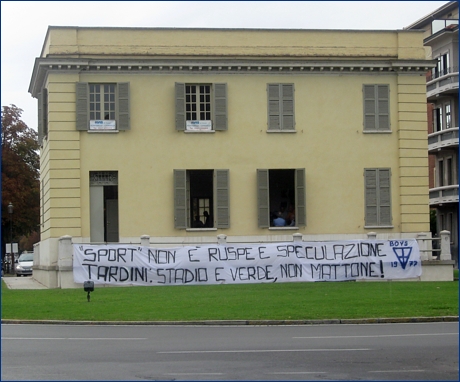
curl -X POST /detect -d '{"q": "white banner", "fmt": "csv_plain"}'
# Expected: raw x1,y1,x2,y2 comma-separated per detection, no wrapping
90,120,116,130
73,240,421,286
186,120,212,131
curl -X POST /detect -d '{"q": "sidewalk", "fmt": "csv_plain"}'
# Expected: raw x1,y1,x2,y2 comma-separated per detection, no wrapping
2,275,47,289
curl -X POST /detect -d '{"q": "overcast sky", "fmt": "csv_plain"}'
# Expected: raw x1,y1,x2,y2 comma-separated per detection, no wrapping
1,1,449,130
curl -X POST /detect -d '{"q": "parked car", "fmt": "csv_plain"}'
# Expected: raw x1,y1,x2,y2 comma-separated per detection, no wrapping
15,252,33,277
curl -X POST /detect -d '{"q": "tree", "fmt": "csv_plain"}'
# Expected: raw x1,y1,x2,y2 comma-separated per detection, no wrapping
2,105,40,256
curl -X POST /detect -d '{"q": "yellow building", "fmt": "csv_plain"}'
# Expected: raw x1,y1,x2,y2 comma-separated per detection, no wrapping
29,27,434,288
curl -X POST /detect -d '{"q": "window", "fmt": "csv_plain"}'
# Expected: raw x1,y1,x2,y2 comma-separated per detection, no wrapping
89,84,116,121
363,85,390,132
433,107,444,132
438,159,444,187
364,168,392,227
267,84,295,131
257,169,305,228
174,169,229,229
76,82,130,131
445,104,451,129
175,83,227,131
89,171,119,243
37,88,48,145
446,157,453,186
435,52,450,77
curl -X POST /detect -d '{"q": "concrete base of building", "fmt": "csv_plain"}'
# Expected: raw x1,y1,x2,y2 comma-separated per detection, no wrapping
420,260,455,281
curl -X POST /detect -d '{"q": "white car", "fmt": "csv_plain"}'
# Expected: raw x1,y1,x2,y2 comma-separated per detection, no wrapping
15,253,33,277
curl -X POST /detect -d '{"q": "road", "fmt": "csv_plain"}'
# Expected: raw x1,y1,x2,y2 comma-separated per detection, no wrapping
1,322,458,380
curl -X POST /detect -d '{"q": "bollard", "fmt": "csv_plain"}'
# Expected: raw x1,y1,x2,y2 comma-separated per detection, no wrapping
440,230,452,261
140,235,150,247
217,234,227,245
293,233,303,243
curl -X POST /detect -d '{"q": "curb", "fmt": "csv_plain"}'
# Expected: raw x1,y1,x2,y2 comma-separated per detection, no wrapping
2,316,458,326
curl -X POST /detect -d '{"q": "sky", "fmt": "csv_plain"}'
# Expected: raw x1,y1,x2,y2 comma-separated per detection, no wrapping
1,1,450,130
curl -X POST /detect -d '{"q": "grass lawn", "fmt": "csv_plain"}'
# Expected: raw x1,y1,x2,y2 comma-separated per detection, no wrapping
2,280,458,322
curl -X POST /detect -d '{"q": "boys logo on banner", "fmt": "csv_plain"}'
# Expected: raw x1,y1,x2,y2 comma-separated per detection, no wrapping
73,240,421,286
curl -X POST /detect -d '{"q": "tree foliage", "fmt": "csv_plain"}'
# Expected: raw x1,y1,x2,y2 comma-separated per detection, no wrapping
2,105,40,248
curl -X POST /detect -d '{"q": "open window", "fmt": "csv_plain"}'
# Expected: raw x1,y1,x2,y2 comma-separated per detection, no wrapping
174,169,229,229
257,169,305,228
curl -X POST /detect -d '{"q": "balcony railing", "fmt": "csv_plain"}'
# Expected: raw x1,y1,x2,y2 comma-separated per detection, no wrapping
426,68,459,99
429,185,459,206
428,127,459,152
426,66,459,82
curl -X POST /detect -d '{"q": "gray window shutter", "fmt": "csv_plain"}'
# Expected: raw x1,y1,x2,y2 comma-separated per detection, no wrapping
267,84,280,131
117,82,130,130
295,168,306,226
76,82,88,130
363,84,390,131
365,169,378,226
37,92,43,145
364,168,391,226
215,169,229,228
281,84,294,130
257,169,270,228
213,83,228,131
377,85,389,130
378,169,392,225
175,82,185,131
363,85,376,131
174,170,187,229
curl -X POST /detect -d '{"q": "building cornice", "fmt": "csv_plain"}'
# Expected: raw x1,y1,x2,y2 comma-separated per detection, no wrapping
29,57,436,98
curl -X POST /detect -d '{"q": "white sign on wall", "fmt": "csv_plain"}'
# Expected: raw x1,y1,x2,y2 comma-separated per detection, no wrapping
186,120,212,131
90,120,116,130
73,240,421,286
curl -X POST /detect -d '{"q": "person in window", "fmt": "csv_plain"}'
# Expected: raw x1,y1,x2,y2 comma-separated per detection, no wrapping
203,211,212,227
286,205,295,226
193,216,204,228
273,212,286,227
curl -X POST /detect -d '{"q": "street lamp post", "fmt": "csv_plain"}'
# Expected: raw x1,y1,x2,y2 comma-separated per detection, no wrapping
8,202,13,274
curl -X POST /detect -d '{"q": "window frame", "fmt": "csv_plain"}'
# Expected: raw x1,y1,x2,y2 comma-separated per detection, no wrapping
364,168,392,228
363,84,390,133
174,169,229,229
267,83,295,132
257,168,306,228
76,82,130,132
175,83,227,132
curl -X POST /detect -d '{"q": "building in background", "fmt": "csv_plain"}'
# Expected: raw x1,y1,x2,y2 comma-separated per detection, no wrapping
406,1,459,266
29,26,436,288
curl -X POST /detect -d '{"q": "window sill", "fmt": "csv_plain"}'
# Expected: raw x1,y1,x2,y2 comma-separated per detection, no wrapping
363,130,392,134
364,225,394,229
186,228,218,231
184,130,215,134
87,130,119,134
269,226,299,230
266,130,296,133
